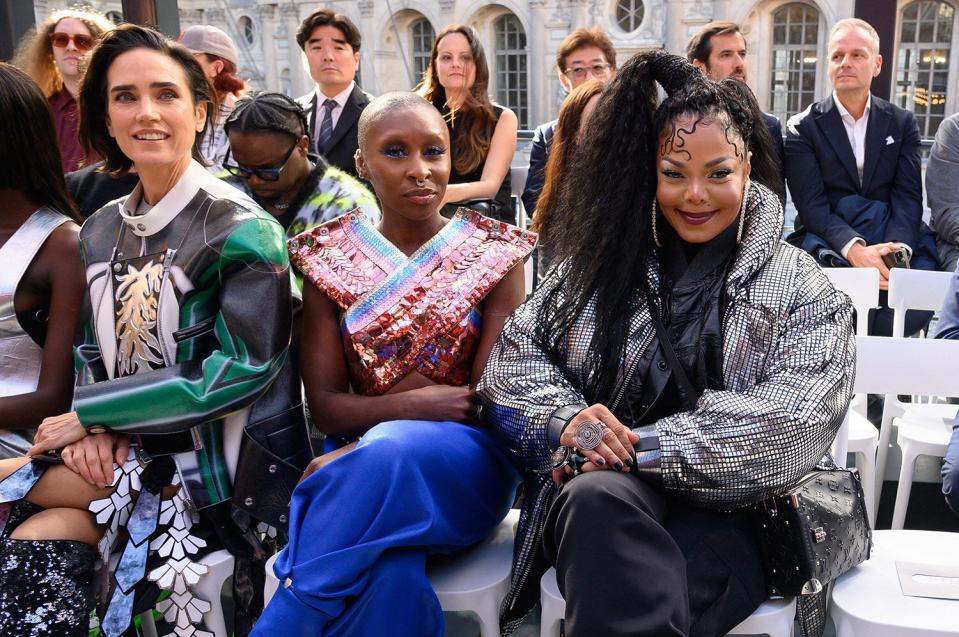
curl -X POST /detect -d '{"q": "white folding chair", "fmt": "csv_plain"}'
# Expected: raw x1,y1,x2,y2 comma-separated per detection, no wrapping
510,165,534,293
539,567,796,637
263,511,519,637
822,267,881,524
854,335,959,529
138,549,234,637
874,269,955,508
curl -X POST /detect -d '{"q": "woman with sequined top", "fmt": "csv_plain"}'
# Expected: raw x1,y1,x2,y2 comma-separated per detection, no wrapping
0,63,86,459
0,26,310,637
477,51,855,637
253,92,535,636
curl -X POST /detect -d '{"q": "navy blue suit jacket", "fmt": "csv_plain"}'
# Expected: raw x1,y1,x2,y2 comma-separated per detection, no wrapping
763,112,784,168
785,94,923,254
521,119,556,219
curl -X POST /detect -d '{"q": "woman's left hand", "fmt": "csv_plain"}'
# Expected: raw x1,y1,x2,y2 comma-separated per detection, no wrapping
28,412,88,457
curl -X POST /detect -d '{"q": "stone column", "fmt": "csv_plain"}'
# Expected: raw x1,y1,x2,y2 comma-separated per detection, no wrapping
527,0,552,128
283,3,309,96
255,4,278,92
543,1,574,124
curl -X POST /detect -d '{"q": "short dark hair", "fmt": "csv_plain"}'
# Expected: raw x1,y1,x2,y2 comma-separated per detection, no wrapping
686,21,743,65
78,24,214,175
296,8,361,52
0,62,79,220
225,92,309,141
555,27,616,72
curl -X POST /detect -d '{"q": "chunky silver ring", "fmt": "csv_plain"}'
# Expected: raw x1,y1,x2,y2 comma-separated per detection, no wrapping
572,420,605,451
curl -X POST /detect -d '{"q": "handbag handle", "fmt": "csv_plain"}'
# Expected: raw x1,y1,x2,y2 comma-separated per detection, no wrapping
641,282,700,411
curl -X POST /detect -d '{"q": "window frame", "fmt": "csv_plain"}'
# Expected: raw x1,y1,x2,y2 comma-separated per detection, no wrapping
492,12,529,129
767,2,824,123
893,0,958,138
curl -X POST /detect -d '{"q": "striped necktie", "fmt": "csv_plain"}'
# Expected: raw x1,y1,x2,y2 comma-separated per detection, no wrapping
317,98,337,155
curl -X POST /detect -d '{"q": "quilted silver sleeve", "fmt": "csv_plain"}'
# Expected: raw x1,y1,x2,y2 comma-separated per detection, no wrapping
477,272,589,473
658,253,856,509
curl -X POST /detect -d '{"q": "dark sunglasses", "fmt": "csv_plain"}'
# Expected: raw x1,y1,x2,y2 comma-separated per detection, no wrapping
49,32,95,51
224,142,298,182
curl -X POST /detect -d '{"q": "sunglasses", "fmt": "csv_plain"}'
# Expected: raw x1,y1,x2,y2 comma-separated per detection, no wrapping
224,142,298,182
49,32,95,51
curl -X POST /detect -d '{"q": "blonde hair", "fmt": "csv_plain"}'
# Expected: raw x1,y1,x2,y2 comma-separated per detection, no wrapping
829,18,881,56
14,8,113,97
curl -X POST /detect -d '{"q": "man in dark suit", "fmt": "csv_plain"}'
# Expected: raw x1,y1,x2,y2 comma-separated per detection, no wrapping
687,21,785,174
786,18,933,336
521,27,616,219
295,8,372,177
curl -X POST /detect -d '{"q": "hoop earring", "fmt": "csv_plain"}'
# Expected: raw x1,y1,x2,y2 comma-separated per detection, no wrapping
737,180,749,244
651,199,662,248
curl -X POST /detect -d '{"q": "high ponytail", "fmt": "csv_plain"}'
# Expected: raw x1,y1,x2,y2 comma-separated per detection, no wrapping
534,50,782,401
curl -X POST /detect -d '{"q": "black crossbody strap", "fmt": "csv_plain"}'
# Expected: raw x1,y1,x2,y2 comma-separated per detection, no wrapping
641,282,699,411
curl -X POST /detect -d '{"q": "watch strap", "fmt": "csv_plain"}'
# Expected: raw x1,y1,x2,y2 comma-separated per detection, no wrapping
547,404,587,451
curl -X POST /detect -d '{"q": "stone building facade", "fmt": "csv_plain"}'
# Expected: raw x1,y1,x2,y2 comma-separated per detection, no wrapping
32,0,958,135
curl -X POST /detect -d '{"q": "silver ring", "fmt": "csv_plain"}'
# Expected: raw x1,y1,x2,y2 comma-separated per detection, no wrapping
415,178,427,187
572,420,605,451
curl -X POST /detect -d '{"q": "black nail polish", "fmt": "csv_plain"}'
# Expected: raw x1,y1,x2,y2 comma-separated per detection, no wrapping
595,457,605,466
623,457,633,468
614,461,623,472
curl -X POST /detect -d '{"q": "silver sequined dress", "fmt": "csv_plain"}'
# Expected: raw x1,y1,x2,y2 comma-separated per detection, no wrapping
0,207,72,457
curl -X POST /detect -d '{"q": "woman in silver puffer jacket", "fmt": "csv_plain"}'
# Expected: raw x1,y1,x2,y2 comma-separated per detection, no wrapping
478,51,855,637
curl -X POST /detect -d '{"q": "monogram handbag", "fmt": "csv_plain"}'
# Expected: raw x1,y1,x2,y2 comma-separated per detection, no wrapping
747,468,873,596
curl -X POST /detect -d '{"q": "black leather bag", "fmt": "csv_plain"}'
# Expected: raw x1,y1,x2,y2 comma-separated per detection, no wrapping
748,468,873,596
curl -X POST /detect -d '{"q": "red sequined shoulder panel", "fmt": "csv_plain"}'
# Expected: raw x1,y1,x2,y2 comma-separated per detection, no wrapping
288,208,537,395
287,211,404,309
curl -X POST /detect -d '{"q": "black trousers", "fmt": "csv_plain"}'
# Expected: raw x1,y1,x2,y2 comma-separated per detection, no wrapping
543,471,767,637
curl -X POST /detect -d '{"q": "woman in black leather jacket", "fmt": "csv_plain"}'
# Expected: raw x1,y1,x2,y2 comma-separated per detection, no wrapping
478,51,855,637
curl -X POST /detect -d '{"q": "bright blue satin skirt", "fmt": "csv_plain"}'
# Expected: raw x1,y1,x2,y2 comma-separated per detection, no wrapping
253,420,520,637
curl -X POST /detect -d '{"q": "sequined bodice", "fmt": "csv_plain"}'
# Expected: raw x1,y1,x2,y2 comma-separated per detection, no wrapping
289,209,536,395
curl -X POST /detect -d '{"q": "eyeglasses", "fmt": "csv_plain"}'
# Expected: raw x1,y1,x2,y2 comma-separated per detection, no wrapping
49,32,95,51
563,63,612,80
224,142,298,182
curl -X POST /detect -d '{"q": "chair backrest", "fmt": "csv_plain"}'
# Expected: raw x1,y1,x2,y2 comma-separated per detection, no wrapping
823,267,880,334
854,335,959,396
887,268,953,337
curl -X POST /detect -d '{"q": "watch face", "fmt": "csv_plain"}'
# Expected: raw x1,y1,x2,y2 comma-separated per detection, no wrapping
551,446,571,470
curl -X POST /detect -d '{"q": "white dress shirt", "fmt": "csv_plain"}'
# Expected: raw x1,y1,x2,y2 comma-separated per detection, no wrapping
314,81,355,134
834,91,872,259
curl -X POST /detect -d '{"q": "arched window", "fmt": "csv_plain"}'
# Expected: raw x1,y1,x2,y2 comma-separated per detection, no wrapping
411,18,435,87
238,16,256,47
615,0,645,33
494,13,528,128
896,0,954,137
768,3,821,122
280,69,292,97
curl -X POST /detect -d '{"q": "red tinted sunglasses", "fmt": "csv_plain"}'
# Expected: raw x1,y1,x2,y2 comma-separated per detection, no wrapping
49,32,95,51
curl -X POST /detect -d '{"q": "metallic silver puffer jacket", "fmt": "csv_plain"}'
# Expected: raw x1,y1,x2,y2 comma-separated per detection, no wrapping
477,181,856,633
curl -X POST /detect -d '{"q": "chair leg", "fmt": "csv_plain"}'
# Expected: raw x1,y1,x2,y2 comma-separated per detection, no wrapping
193,552,234,637
138,610,159,637
855,450,877,528
473,596,501,637
891,441,918,530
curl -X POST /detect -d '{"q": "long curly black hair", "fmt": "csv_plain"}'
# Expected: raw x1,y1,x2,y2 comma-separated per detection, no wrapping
536,50,783,400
